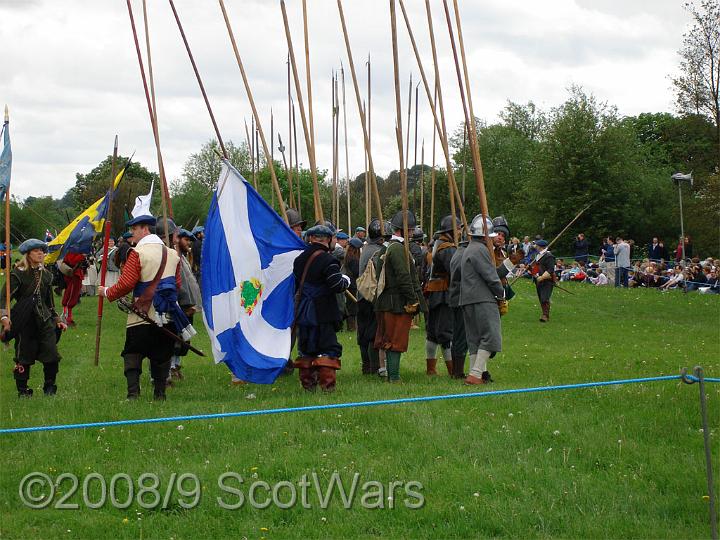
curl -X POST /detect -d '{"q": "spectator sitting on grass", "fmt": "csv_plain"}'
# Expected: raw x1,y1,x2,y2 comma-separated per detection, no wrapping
589,269,608,286
660,266,684,291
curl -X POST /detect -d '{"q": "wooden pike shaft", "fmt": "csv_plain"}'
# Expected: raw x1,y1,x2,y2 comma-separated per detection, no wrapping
280,0,323,222
366,55,372,227
334,74,340,226
292,101,300,211
405,73,412,170
336,0,383,225
397,0,468,243
142,0,172,224
250,116,256,188
341,65,351,233
94,136,118,366
126,0,170,245
331,71,337,225
219,0,288,222
446,0,494,256
420,139,425,231
287,56,295,209
167,0,228,159
389,0,410,263
302,0,315,150
3,106,11,330
430,84,437,233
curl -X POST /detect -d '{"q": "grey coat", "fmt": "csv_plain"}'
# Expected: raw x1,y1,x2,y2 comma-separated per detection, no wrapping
448,242,467,309
459,239,505,306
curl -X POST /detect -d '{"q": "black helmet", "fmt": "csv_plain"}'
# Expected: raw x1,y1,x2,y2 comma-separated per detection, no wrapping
390,210,417,232
287,208,306,229
153,217,178,237
313,219,337,235
368,218,382,239
412,227,425,242
492,215,510,238
438,214,462,234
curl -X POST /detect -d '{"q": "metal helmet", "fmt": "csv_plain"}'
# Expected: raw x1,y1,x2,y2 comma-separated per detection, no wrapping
469,214,497,238
382,220,393,238
287,208,306,229
367,218,383,239
390,210,417,232
492,215,510,238
412,227,425,242
438,214,462,234
153,217,178,237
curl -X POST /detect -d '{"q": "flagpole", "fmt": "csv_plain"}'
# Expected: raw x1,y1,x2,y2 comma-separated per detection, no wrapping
270,108,275,208
3,105,11,323
93,135,118,366
336,0,384,225
280,0,323,222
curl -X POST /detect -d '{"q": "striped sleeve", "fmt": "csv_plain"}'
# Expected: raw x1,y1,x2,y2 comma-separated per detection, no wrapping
323,258,349,293
106,250,141,302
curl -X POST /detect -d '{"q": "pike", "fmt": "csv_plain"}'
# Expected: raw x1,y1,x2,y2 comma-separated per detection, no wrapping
341,63,351,233
218,0,288,221
2,106,11,324
509,203,593,286
93,136,118,366
118,297,205,357
286,54,295,210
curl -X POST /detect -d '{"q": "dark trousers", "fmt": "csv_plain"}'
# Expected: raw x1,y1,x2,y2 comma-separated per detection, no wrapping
615,267,629,288
121,324,175,398
356,299,379,373
451,307,467,377
297,322,342,358
14,361,59,392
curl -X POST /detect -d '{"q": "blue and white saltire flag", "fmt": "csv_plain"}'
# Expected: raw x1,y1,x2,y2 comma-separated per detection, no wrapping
0,115,11,203
202,160,305,384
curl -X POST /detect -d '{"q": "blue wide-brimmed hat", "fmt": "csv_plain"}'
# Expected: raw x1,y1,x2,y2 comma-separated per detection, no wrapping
178,228,197,241
191,225,205,235
349,238,363,249
306,224,334,238
534,239,548,247
336,232,350,240
125,214,157,227
18,238,48,254
121,231,133,240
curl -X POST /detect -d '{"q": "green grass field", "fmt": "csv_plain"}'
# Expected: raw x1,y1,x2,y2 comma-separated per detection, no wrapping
0,280,718,539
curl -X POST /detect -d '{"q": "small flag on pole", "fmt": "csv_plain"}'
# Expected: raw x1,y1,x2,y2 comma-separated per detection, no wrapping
0,106,11,203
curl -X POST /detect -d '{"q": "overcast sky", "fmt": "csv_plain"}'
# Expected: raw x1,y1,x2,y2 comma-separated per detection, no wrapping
1,0,691,201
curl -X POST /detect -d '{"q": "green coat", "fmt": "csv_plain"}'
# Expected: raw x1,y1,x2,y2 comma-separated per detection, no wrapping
1,265,59,324
373,240,428,314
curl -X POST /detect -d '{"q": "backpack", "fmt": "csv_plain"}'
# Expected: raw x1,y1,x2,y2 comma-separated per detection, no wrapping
356,248,387,302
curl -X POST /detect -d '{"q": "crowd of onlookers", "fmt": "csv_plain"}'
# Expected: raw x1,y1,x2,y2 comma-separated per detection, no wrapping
506,233,719,295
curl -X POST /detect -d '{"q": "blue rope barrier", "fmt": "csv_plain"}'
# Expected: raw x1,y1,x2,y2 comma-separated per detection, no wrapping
1,374,717,435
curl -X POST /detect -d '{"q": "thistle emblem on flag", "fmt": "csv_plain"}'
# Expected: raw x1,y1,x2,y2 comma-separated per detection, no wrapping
240,278,263,316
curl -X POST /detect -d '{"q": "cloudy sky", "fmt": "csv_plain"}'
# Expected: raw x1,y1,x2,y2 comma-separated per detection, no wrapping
1,0,691,200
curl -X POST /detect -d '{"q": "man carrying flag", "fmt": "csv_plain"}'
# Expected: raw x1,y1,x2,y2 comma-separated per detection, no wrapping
202,161,305,385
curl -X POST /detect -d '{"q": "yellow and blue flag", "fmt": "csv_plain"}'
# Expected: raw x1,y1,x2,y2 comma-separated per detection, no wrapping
45,163,129,264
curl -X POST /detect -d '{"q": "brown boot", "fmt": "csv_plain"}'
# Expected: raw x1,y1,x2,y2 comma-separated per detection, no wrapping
313,356,341,392
294,357,317,391
426,358,438,375
444,360,453,376
539,302,550,322
464,374,487,385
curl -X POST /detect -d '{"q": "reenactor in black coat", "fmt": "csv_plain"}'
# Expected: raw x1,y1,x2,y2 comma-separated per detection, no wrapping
1,239,67,397
532,239,556,322
293,223,350,392
423,215,461,376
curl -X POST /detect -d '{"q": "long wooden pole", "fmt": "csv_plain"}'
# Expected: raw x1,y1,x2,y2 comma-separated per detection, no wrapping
219,0,288,222
341,64,351,234
270,109,275,208
250,116,256,188
93,136,118,366
126,0,170,246
331,71,338,225
244,118,253,176
405,72,412,170
142,0,172,229
430,84,437,234
280,0,323,222
447,0,494,251
390,0,410,264
419,139,425,232
167,0,228,159
287,55,295,210
292,100,300,212
398,0,469,243
302,0,315,151
336,0,383,225
3,106,11,327
413,81,419,212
